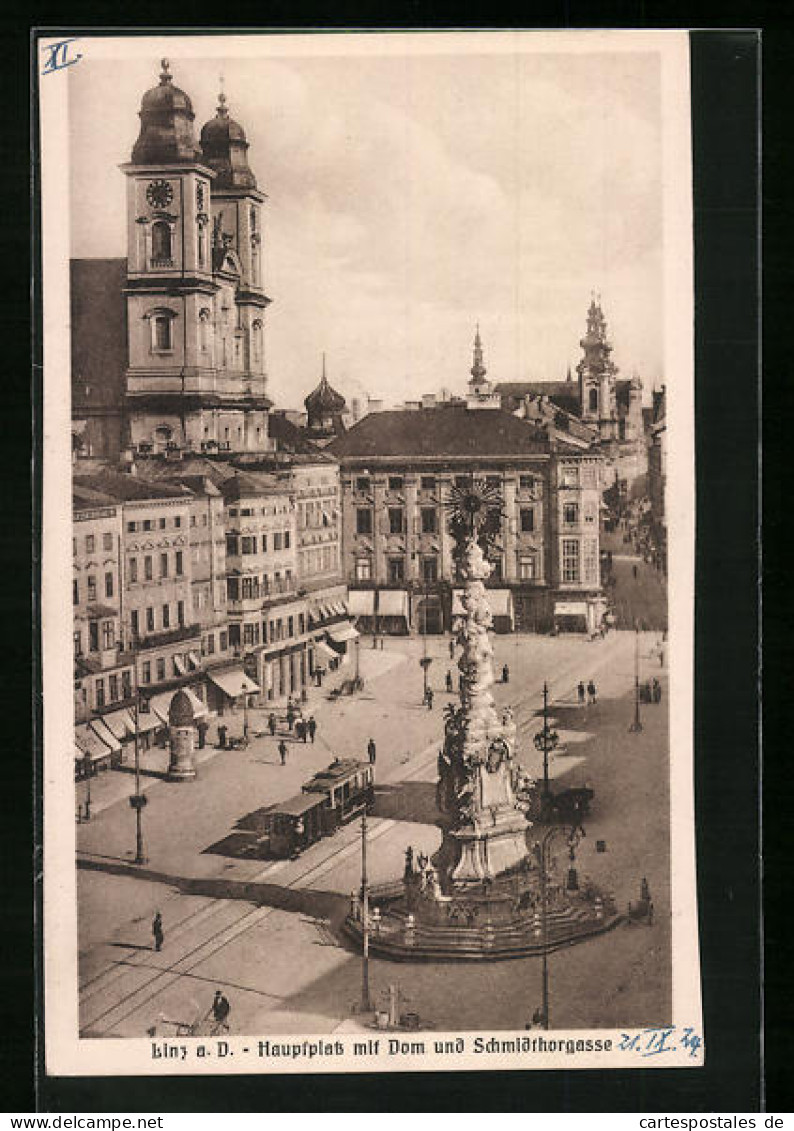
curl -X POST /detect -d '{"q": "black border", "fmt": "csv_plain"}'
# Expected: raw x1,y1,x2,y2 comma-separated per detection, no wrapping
12,20,764,1113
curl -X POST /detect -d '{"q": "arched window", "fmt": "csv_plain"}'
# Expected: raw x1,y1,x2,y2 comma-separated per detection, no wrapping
588,388,599,413
151,221,172,264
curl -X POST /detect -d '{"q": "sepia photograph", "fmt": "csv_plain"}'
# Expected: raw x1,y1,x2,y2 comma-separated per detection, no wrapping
39,29,700,1075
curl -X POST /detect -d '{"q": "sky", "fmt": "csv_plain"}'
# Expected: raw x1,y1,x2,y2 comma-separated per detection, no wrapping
68,35,667,411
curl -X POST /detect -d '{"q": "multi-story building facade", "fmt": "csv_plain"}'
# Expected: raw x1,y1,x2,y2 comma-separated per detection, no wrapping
330,403,605,634
72,485,137,770
647,386,667,575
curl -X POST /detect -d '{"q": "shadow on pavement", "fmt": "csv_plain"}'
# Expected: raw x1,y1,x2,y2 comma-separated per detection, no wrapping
76,855,348,924
371,781,442,826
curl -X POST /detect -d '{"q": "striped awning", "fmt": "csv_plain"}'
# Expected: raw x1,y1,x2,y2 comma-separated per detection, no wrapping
377,590,409,617
101,708,136,742
89,718,121,752
75,724,113,762
327,623,360,644
208,668,260,699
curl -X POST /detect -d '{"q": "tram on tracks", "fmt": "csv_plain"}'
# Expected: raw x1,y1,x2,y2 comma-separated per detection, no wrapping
257,758,375,859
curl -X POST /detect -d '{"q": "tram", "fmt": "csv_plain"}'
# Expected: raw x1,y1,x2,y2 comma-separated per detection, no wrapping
257,758,375,859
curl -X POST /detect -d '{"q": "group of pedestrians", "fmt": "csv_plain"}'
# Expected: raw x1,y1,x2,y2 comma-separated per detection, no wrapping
268,702,318,765
577,680,598,706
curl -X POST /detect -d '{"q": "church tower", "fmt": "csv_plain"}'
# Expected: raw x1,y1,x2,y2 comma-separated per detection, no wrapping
120,62,272,457
466,325,500,409
576,294,619,441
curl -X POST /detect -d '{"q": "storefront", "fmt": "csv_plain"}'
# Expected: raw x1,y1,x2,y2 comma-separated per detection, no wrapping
348,589,376,633
75,722,117,777
454,588,514,633
99,707,137,764
206,667,261,716
553,598,604,635
376,589,410,635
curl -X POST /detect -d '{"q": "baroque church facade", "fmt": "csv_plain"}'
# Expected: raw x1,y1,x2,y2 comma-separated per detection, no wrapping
73,60,273,460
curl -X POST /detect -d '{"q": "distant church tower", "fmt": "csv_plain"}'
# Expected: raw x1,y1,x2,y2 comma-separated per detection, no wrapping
576,294,619,441
466,325,500,409
120,61,272,456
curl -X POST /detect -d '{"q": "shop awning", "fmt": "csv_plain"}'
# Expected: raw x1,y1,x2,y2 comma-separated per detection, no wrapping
75,724,113,761
149,691,175,725
134,702,162,733
207,668,260,699
101,708,136,742
188,651,202,671
348,590,375,616
487,589,514,618
314,640,337,666
173,655,187,676
90,718,121,752
327,623,360,644
554,600,588,617
377,590,409,617
184,687,208,718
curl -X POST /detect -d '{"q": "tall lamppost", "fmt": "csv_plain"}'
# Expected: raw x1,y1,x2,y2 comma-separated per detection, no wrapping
533,682,559,801
129,690,149,865
83,752,92,821
360,812,372,1013
629,621,643,733
533,824,584,1029
419,580,433,700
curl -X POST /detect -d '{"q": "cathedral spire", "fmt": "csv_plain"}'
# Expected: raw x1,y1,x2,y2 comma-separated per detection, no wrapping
470,323,487,386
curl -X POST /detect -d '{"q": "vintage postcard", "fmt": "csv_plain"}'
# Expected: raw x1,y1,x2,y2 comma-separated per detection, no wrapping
39,29,701,1076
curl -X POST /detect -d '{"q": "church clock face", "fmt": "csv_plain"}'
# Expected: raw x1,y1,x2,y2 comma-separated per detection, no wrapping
146,179,173,209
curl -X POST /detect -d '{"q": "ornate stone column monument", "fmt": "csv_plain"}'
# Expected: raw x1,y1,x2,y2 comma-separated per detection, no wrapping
436,479,530,886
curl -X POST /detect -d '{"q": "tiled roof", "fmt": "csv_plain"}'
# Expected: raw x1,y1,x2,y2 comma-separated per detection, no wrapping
328,405,550,461
267,413,336,459
220,469,288,500
71,259,127,411
73,471,192,503
496,381,581,416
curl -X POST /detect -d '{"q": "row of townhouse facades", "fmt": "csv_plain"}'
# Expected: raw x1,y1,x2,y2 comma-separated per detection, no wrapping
72,451,350,773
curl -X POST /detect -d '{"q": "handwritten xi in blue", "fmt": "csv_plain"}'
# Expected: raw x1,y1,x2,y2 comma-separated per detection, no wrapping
41,39,82,75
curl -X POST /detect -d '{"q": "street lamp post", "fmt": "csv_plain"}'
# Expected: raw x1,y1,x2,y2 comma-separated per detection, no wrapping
533,825,584,1029
83,752,92,821
129,691,149,865
533,682,559,801
360,812,372,1013
629,622,643,733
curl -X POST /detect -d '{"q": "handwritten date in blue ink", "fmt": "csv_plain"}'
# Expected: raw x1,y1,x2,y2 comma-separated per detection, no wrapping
618,1025,702,1058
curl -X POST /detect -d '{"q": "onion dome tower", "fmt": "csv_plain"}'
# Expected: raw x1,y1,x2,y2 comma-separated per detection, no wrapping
199,90,258,191
304,355,347,443
131,59,202,165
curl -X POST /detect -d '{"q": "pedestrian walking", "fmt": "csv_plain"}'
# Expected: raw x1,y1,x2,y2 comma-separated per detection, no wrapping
587,679,597,705
268,712,276,737
367,738,376,765
295,718,306,743
502,664,510,684
218,724,227,749
577,681,586,705
308,716,317,743
633,563,638,580
212,989,231,1033
652,678,662,704
640,877,651,903
152,911,164,952
286,702,295,731
445,670,454,694
196,719,208,750
279,739,287,766
449,639,455,659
